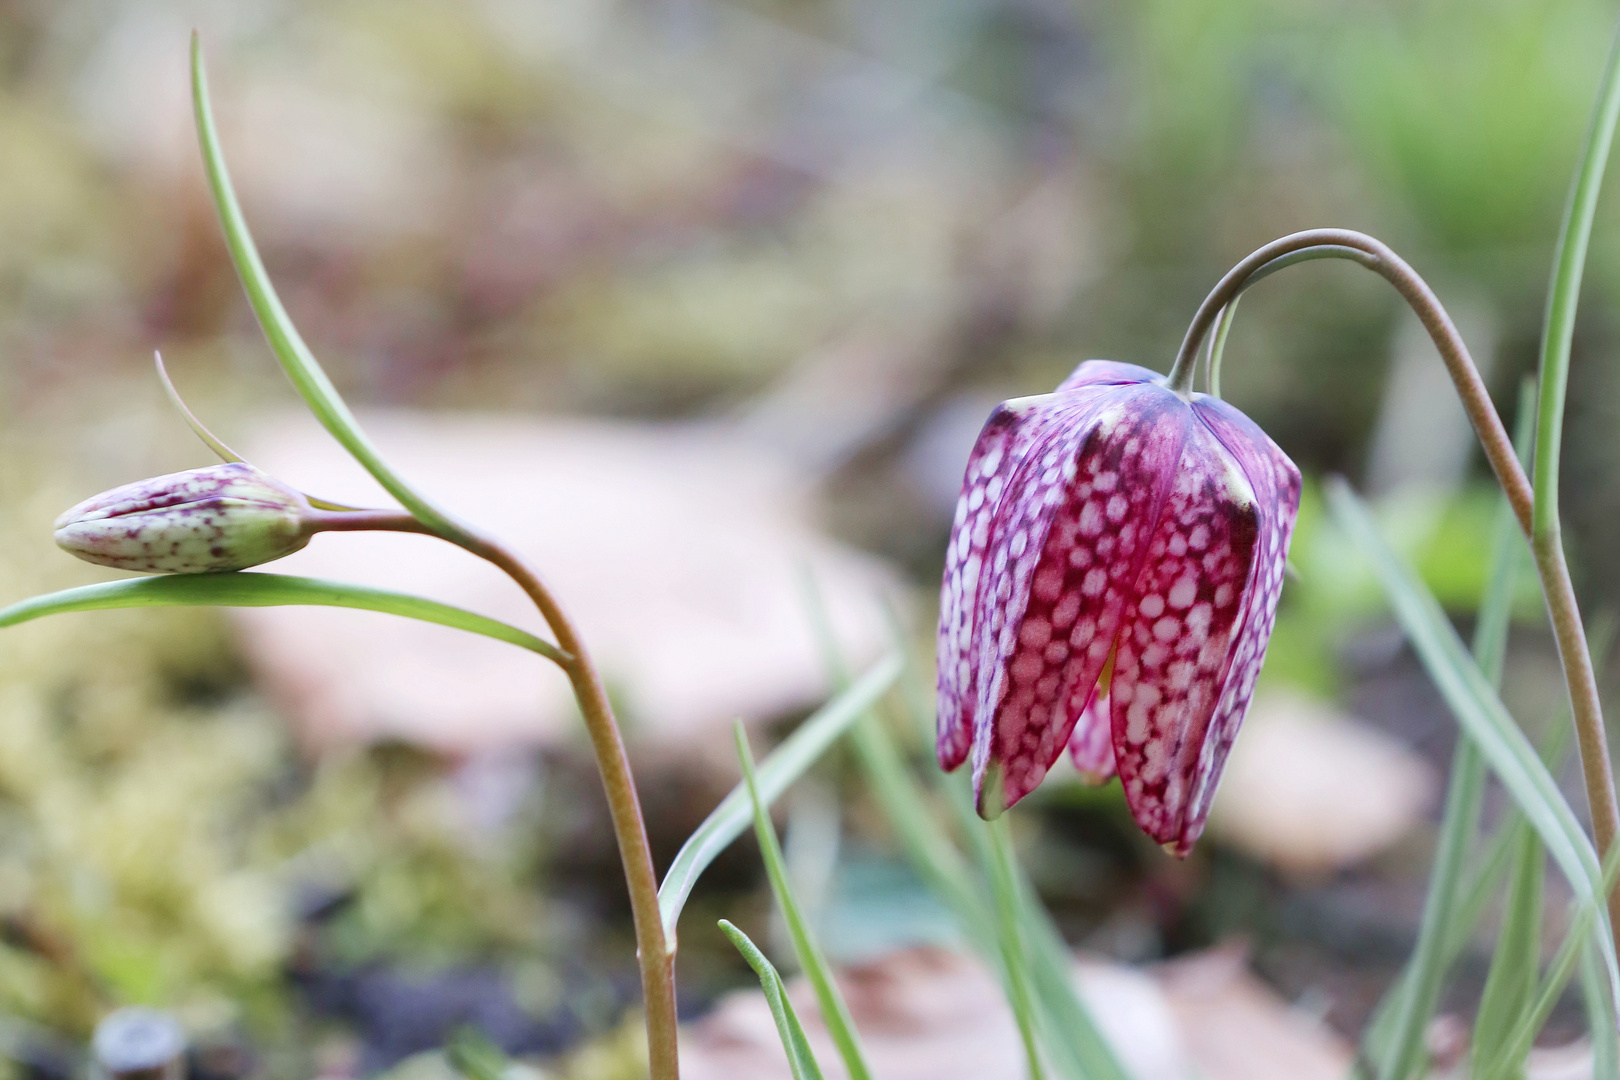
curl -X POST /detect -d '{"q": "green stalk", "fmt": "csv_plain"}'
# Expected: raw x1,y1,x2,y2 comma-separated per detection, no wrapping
1178,225,1620,959
1470,824,1543,1079
189,38,678,1077
734,724,873,1080
986,819,1047,1080
1530,14,1620,939
1374,397,1529,1080
1533,21,1620,538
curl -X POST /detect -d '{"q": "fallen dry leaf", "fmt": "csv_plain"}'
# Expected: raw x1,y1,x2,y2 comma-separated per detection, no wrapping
233,412,905,759
1206,691,1436,876
1155,946,1353,1080
679,944,1351,1080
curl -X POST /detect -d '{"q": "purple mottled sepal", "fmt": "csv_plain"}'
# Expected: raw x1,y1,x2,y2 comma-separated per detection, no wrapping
936,359,1300,855
55,463,312,574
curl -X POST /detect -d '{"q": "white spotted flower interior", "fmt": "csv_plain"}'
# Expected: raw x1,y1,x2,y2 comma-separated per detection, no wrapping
936,360,1301,855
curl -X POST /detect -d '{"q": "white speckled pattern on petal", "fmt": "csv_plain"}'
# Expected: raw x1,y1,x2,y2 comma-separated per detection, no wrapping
936,359,1301,855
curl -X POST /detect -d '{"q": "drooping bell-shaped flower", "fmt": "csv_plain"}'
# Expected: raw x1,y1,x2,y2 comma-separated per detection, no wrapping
55,463,313,573
936,360,1300,854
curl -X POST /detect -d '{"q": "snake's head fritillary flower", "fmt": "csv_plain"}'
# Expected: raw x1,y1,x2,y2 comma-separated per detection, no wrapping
55,463,312,573
936,360,1301,855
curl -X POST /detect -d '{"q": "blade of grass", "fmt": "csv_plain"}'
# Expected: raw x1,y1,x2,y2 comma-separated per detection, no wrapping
718,921,828,1080
1481,836,1620,1080
0,574,566,664
657,655,901,942
735,721,874,1080
1533,12,1620,540
1358,708,1577,1080
985,818,1048,1080
1582,943,1620,1080
1325,478,1620,1012
1470,824,1544,1078
938,760,1132,1080
803,584,1133,1080
897,633,1132,1080
1376,743,1486,1080
795,579,981,922
1373,383,1534,1080
190,35,468,543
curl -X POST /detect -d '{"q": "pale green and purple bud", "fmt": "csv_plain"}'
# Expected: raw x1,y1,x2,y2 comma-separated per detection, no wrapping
54,463,313,573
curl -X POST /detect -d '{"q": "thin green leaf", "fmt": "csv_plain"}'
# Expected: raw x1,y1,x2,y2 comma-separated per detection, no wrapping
0,574,565,664
805,583,1132,1080
1325,478,1620,1009
1482,836,1620,1080
189,35,466,543
940,758,1131,1080
718,921,827,1080
155,351,244,464
985,819,1047,1080
1377,739,1487,1080
1533,14,1620,535
657,655,901,942
1361,717,1577,1076
796,578,981,922
1205,298,1238,399
1374,381,1533,1080
1016,878,1134,1080
1583,943,1620,1080
1470,825,1543,1079
734,722,873,1080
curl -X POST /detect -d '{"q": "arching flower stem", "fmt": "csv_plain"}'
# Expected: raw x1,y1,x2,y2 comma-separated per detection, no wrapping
187,36,680,1073
1195,244,1377,400
1176,228,1619,944
459,531,681,1076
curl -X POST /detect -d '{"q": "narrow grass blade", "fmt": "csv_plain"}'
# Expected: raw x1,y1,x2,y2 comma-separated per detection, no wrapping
985,818,1047,1080
1582,943,1620,1080
735,722,873,1080
892,634,1130,1080
1470,825,1543,1078
190,36,466,543
1361,730,1572,1075
0,574,565,663
1532,13,1620,533
803,584,1132,1080
1325,478,1620,1008
1376,738,1486,1080
657,655,901,941
1373,386,1532,1080
941,758,1131,1080
1481,837,1620,1080
847,713,981,934
718,921,828,1080
155,352,245,464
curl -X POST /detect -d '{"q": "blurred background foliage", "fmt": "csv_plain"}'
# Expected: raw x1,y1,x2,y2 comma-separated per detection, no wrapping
2,0,1620,1073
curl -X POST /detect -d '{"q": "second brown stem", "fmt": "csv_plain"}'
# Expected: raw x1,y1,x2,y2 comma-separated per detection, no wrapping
460,533,680,1080
1176,228,1620,940
313,506,680,1076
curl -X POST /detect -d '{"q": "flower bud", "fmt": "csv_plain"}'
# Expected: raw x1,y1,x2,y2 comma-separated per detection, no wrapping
54,463,312,573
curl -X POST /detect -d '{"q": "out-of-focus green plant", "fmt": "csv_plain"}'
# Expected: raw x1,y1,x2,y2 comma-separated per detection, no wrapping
0,551,554,1045
1260,476,1544,697
1331,0,1612,263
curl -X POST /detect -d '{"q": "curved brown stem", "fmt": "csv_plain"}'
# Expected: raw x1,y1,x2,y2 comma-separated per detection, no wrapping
1179,229,1619,941
1171,229,1534,537
456,533,680,1080
299,506,679,1075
